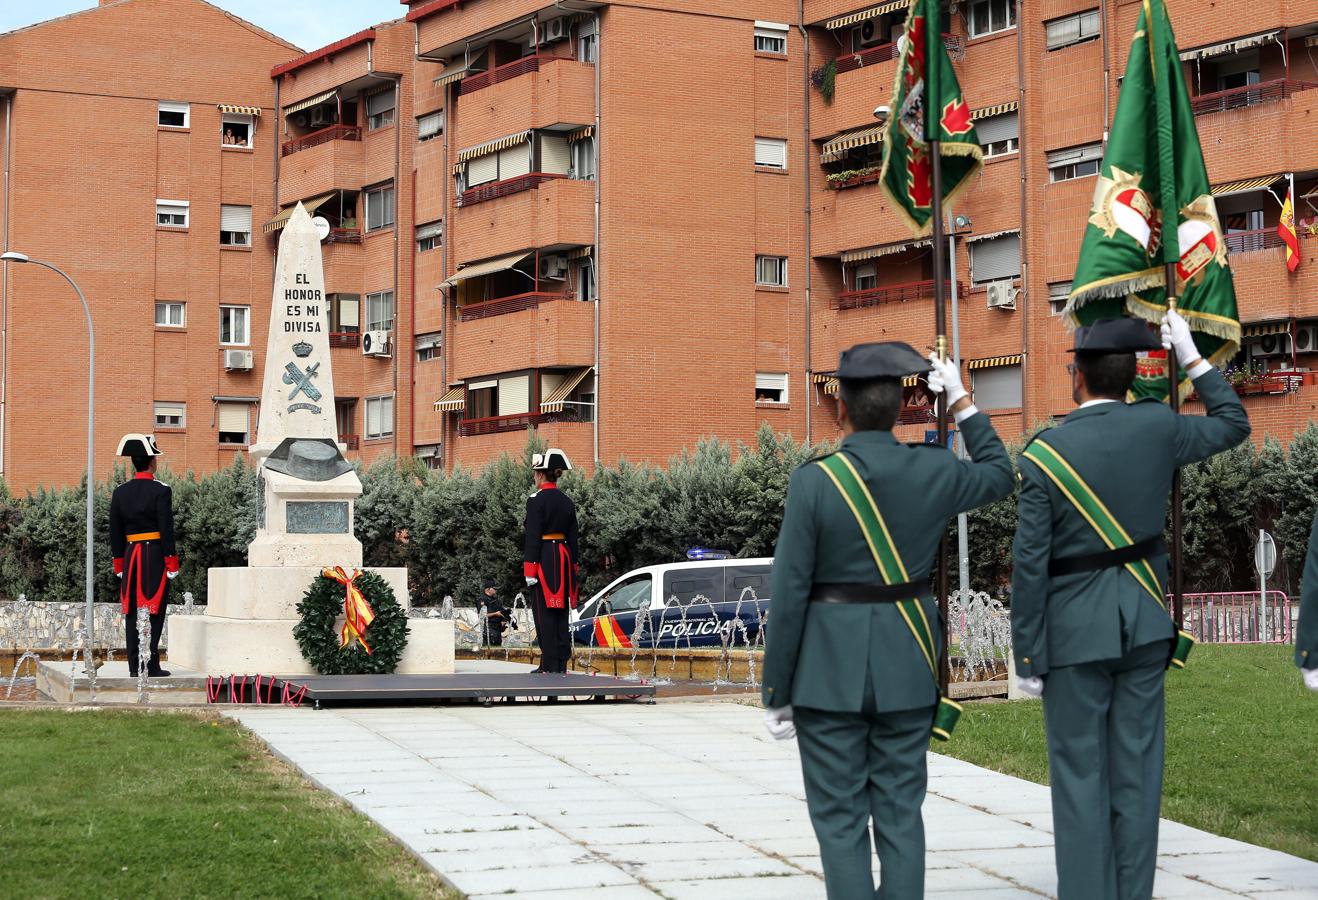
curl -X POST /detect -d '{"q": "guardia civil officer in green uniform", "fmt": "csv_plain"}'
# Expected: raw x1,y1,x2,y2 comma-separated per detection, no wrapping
762,342,1015,899
1296,510,1318,692
1011,310,1250,900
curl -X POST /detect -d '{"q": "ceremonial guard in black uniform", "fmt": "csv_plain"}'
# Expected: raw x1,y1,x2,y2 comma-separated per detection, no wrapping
109,434,179,677
523,449,580,674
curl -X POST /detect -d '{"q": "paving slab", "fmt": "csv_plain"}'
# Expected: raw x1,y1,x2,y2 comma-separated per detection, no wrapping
227,703,1318,898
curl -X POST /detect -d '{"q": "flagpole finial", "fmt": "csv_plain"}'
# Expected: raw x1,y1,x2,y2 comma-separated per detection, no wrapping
935,335,949,362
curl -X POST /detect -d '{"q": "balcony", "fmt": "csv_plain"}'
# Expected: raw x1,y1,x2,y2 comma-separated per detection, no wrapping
833,34,960,75
452,178,595,267
281,124,362,157
813,35,960,139
460,54,562,94
277,133,365,207
452,296,594,382
454,57,595,151
326,227,362,244
1229,370,1318,397
826,168,881,191
1225,228,1284,255
1192,79,1318,117
834,280,962,310
458,412,547,437
459,172,566,208
458,290,571,322
329,332,360,349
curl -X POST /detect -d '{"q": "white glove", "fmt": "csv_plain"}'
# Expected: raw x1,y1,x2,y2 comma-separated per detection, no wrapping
1160,308,1199,364
1016,676,1044,698
926,352,968,407
116,572,123,579
525,577,538,587
763,706,796,741
1304,668,1318,692
167,571,179,580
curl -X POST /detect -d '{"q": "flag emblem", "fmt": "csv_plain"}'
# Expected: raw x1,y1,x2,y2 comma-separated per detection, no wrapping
1175,196,1227,286
1089,167,1159,250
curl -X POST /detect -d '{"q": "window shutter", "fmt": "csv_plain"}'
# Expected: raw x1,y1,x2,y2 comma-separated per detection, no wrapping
498,144,530,179
366,400,381,436
380,397,394,434
1047,143,1103,166
755,373,788,392
155,402,185,420
217,403,248,433
467,154,498,186
366,89,394,116
336,295,359,329
976,112,1018,145
497,375,531,416
220,205,251,232
755,138,787,168
539,135,570,175
158,101,189,116
417,111,443,139
970,234,1021,282
415,221,443,241
972,366,1023,410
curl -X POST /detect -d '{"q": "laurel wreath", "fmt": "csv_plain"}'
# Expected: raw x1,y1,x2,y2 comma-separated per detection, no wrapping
293,570,409,675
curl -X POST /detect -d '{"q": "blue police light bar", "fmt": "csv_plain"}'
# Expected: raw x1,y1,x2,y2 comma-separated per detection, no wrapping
686,548,730,561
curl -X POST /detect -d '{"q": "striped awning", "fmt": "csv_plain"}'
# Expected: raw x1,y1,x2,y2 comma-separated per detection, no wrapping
541,367,593,413
566,246,593,260
441,251,533,287
966,229,1019,244
1243,321,1291,337
817,373,919,394
434,386,466,412
823,1,907,31
820,125,885,163
568,125,594,142
1211,175,1284,197
973,100,1018,119
457,130,532,163
842,239,930,263
283,90,336,116
262,192,335,233
1180,30,1279,62
968,354,1023,370
434,63,473,87
219,104,261,117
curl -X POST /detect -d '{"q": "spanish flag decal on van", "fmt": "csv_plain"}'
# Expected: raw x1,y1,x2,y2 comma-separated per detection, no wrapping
593,615,632,649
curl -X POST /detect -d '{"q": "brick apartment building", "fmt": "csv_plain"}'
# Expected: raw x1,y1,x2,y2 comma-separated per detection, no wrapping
1,0,1316,490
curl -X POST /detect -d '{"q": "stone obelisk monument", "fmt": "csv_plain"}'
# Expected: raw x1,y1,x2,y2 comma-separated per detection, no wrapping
169,204,453,675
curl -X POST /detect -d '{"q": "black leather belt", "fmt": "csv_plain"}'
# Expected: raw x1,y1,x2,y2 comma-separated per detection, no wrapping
1048,536,1167,577
809,580,931,604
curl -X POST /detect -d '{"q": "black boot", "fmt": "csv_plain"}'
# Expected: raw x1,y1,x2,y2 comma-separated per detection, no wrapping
147,654,170,677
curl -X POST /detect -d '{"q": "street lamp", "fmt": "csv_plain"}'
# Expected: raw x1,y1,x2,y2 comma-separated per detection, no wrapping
1,251,96,678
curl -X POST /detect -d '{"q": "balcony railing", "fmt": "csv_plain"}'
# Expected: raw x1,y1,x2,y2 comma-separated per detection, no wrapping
458,54,571,95
458,172,566,207
834,280,961,310
835,34,960,74
458,291,573,322
1225,228,1284,255
339,434,360,450
326,227,362,244
1190,79,1318,117
329,331,360,349
1231,371,1318,396
458,413,547,436
280,124,362,157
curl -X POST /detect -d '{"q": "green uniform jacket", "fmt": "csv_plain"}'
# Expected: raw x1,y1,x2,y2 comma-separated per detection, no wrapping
1297,509,1318,670
1011,367,1250,678
762,413,1014,713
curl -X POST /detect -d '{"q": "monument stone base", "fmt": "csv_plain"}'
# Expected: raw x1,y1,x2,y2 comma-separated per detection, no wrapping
167,566,455,676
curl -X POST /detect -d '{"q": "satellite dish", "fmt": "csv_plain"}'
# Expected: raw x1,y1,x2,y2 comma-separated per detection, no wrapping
312,216,331,242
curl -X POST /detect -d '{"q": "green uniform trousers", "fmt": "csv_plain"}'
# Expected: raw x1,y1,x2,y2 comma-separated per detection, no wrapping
1043,639,1168,900
795,675,934,900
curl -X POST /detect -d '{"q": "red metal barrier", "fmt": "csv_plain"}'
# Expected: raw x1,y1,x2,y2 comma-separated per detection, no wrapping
1190,79,1318,117
835,280,961,310
280,124,362,157
458,291,571,322
1178,591,1294,644
458,172,565,207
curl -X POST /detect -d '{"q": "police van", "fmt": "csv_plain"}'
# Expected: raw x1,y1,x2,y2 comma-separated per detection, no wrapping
569,555,772,649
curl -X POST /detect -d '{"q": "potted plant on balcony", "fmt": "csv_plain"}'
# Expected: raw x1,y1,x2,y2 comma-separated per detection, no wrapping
826,166,883,190
811,60,836,104
1223,362,1265,396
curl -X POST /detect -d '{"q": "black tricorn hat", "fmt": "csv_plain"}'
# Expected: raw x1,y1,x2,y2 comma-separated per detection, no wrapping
837,341,930,380
117,434,162,457
531,449,572,472
1069,317,1162,354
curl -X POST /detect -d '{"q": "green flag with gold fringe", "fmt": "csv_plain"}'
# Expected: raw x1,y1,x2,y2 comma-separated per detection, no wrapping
879,0,982,235
1065,0,1240,401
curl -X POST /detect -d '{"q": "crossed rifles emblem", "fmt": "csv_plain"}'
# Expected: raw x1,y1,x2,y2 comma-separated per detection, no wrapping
283,361,323,403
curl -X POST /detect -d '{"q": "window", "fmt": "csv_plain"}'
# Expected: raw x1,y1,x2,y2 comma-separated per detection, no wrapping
365,395,395,438
570,138,596,180
569,373,596,423
155,301,185,328
366,89,395,130
968,0,1016,38
756,255,788,287
663,569,725,606
754,137,787,169
365,290,394,332
221,114,253,148
1048,281,1072,315
220,205,252,246
156,200,189,228
538,133,571,175
216,402,250,446
328,293,360,333
756,373,788,404
414,444,443,470
335,399,357,437
154,402,185,430
219,305,250,345
1046,9,1100,50
460,141,532,189
158,101,189,128
573,257,596,302
1048,143,1103,182
416,332,441,362
365,184,395,231
978,112,1019,158
417,110,443,142
597,575,652,616
969,233,1021,285
415,220,442,253
754,22,788,55
972,365,1023,410
854,263,877,292
466,379,497,419
577,18,597,63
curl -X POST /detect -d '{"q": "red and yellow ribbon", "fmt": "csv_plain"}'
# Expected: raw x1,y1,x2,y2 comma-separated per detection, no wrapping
323,566,375,654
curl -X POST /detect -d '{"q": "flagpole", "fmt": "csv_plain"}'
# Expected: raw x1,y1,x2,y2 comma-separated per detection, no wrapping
1166,264,1184,635
931,143,951,697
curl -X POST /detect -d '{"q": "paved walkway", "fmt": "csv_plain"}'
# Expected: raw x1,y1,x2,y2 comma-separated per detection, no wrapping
228,701,1318,899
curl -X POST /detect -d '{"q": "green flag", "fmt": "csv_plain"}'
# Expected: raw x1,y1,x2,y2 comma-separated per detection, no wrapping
1066,0,1239,401
879,0,982,235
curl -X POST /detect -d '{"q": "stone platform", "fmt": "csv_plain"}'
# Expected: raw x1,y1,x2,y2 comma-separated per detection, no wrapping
37,660,209,704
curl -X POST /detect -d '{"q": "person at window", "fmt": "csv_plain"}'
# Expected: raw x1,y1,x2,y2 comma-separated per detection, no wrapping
109,434,179,678
222,127,236,145
523,449,580,674
341,211,357,230
234,130,247,147
481,579,509,647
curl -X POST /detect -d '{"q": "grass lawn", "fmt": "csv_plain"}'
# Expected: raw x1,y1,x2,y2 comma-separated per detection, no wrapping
0,709,459,899
938,644,1318,862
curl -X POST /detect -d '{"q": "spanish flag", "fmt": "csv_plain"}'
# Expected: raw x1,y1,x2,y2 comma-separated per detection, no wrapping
1279,183,1301,273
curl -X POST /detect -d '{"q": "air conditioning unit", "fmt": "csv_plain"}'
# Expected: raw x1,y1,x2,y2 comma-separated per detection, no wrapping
223,349,253,371
538,255,568,280
294,114,309,128
544,16,571,44
362,330,392,357
309,107,328,128
1294,325,1318,354
1248,332,1291,358
986,281,1018,310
